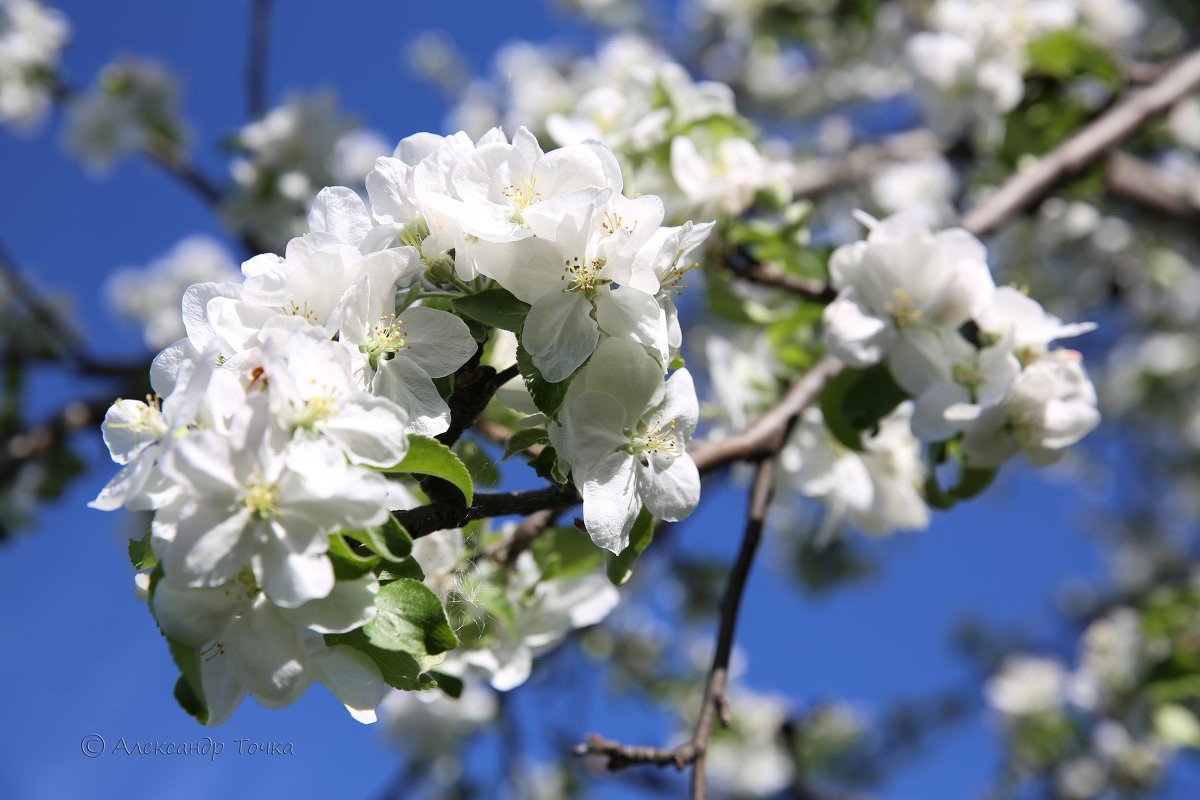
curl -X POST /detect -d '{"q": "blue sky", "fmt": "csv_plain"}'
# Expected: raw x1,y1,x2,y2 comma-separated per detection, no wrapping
0,1,1184,798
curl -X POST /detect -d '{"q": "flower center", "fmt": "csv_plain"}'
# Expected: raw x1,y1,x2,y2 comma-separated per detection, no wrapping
600,211,638,237
561,254,610,296
359,314,412,370
882,288,922,328
243,478,281,520
280,299,319,324
625,417,680,464
294,385,341,430
659,254,699,297
502,173,543,225
108,395,169,440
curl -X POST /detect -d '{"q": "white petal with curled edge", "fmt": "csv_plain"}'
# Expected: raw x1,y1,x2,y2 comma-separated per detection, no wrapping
321,394,410,468
569,337,662,429
198,647,246,727
168,504,254,588
912,382,972,442
397,306,478,379
550,391,628,472
580,450,641,554
638,452,700,522
523,290,598,383
256,534,335,609
280,573,378,634
308,186,372,247
224,595,313,710
151,575,252,648
373,357,451,436
822,288,893,368
309,645,387,724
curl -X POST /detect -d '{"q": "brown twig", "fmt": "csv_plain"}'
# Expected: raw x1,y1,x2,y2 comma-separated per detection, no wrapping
246,0,273,120
394,482,581,540
574,454,782,800
959,46,1200,237
689,355,842,474
789,130,948,198
1106,150,1199,216
732,259,837,303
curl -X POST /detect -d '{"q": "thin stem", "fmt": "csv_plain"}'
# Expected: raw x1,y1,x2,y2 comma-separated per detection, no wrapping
959,46,1200,236
246,0,272,120
572,453,782,797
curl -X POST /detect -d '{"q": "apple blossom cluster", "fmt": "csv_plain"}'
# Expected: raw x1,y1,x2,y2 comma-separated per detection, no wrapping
412,527,620,690
438,33,792,220
0,0,67,129
823,211,1100,470
780,402,930,540
906,0,1144,138
984,590,1200,799
63,58,185,170
105,236,241,350
93,126,709,723
222,91,390,248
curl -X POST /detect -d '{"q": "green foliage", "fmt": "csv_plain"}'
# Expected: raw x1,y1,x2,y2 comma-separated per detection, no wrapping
327,532,380,579
791,536,876,596
343,516,413,563
532,525,606,581
452,287,531,332
516,341,580,418
1027,30,1121,86
819,363,909,451
528,444,569,484
167,637,208,725
324,629,438,692
382,435,474,504
1001,31,1122,166
607,507,655,586
362,577,459,664
457,439,500,488
128,530,156,571
501,427,549,460
925,442,999,510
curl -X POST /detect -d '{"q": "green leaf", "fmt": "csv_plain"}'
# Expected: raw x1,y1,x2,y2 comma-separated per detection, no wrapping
516,341,576,418
819,363,908,451
501,427,548,460
532,525,605,581
428,671,463,699
607,507,655,586
173,675,207,723
324,629,437,692
1027,30,1120,86
128,531,156,571
377,557,425,583
167,638,208,725
452,287,531,332
343,517,413,562
364,578,459,667
328,532,380,579
457,439,500,488
433,373,455,400
383,435,473,504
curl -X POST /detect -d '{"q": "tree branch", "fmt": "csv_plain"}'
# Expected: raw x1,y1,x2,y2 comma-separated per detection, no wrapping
574,453,782,800
394,482,580,540
1106,150,1199,216
724,255,838,302
789,130,948,198
689,355,841,474
246,0,273,120
959,46,1200,237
